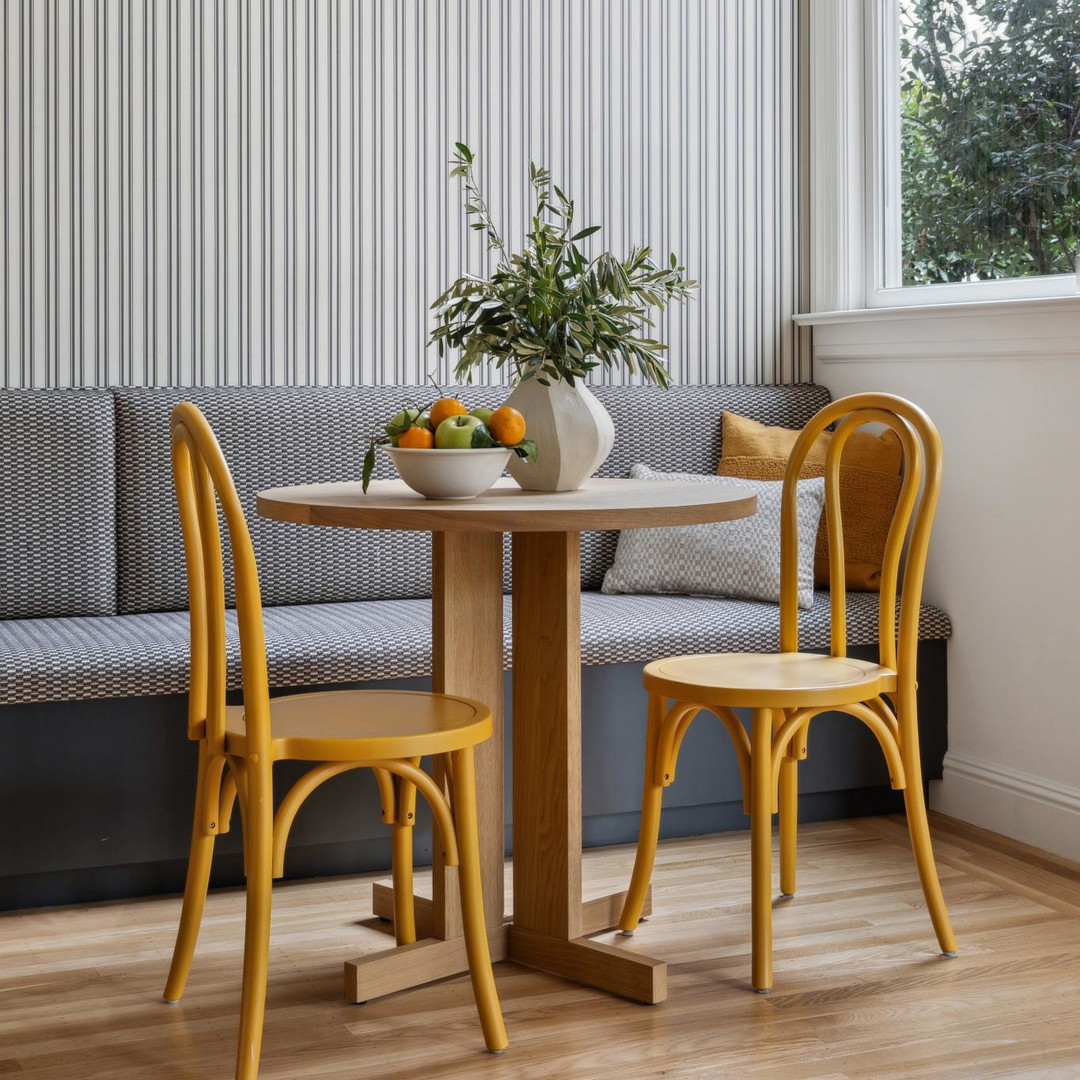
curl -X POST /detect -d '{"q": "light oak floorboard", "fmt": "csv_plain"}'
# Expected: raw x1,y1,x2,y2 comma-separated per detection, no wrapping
4,814,1080,1079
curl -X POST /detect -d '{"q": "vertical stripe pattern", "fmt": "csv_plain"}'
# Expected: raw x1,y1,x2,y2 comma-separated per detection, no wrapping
0,0,805,389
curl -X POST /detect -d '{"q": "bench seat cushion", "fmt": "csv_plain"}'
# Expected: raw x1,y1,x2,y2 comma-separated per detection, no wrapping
0,592,952,706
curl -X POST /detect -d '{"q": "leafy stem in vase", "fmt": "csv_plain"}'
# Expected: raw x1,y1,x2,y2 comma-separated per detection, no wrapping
429,143,699,388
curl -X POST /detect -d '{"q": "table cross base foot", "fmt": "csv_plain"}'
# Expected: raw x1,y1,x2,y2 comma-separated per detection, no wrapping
344,926,508,1003
507,926,667,1004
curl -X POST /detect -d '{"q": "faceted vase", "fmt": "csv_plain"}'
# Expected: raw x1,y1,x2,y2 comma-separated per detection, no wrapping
504,376,616,492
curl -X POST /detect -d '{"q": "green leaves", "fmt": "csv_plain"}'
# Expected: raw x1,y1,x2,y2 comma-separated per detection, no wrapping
429,143,699,387
450,143,505,251
511,439,538,463
900,0,1080,283
470,422,496,448
361,438,380,494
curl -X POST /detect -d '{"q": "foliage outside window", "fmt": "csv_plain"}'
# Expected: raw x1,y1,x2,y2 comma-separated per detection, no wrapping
901,0,1080,286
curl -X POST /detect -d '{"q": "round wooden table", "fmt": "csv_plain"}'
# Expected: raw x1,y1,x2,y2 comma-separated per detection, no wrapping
257,476,757,1005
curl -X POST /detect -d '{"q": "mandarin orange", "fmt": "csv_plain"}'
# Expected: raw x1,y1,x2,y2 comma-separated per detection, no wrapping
398,425,435,449
488,406,526,446
429,397,467,430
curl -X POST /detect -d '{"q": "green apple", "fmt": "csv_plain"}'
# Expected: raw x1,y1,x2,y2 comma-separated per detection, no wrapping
435,414,484,448
385,409,430,445
469,407,495,424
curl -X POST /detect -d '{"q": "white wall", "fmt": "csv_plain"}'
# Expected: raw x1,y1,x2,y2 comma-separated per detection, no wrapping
0,0,805,390
810,299,1080,860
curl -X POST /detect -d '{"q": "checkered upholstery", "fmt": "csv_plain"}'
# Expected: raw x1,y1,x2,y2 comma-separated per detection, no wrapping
0,590,952,706
115,386,437,613
0,389,117,619
1,380,952,709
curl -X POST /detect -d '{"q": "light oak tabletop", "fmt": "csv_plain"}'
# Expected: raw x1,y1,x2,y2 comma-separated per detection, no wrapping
256,476,758,533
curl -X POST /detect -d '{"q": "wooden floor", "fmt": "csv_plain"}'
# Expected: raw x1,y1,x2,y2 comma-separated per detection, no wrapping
5,814,1080,1079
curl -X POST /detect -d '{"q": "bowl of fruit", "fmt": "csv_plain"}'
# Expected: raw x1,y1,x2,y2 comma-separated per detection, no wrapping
363,396,536,500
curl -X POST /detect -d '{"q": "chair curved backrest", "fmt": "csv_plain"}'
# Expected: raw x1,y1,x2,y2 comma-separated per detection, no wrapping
778,392,942,684
171,402,271,759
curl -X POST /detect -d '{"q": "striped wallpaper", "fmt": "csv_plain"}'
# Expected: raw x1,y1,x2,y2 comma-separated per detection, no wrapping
0,0,805,390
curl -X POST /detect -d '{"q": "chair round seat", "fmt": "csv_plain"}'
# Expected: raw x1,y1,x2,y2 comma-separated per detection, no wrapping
643,651,897,709
225,689,492,761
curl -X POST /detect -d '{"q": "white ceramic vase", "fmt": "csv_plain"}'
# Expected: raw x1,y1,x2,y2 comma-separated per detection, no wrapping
504,376,616,491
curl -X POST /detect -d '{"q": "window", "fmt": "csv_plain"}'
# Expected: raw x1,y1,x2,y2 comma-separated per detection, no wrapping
867,0,1080,307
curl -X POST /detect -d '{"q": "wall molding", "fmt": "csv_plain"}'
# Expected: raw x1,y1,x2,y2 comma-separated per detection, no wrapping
933,752,1080,864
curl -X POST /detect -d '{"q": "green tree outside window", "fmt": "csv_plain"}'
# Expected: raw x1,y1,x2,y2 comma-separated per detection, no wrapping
901,0,1080,285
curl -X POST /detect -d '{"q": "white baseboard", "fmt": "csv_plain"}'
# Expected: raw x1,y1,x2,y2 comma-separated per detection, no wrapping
932,752,1080,863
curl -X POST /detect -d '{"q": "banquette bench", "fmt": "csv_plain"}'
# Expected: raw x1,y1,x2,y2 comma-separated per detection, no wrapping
0,383,951,910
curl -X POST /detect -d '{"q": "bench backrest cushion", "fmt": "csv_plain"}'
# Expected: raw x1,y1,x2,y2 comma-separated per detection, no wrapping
112,383,831,614
0,389,117,619
115,386,460,613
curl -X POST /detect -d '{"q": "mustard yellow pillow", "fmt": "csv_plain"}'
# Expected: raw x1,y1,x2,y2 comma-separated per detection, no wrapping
716,411,903,591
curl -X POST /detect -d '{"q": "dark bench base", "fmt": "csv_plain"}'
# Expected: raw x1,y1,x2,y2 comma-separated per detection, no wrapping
0,642,946,912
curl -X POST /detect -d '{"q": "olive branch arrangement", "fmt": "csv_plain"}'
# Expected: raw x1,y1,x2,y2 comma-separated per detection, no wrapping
429,143,698,387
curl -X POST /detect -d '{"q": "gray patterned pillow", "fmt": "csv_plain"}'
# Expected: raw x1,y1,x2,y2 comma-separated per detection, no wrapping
601,465,825,609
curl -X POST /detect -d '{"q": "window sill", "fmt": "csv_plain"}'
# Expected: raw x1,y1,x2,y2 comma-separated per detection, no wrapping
795,293,1080,327
802,293,1080,364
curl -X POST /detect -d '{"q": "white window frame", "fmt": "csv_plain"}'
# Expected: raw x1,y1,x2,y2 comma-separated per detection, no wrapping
809,0,1079,315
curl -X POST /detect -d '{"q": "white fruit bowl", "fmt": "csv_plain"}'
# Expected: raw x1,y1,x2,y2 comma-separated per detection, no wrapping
385,446,512,500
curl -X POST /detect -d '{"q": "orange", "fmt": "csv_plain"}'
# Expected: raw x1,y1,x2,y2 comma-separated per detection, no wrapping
488,406,526,446
429,397,467,430
398,425,435,449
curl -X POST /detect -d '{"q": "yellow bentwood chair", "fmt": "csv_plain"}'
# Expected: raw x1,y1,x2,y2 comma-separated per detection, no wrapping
163,403,507,1079
618,393,957,992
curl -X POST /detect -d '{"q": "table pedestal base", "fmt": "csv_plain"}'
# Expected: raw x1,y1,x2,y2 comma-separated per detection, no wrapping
344,530,672,1007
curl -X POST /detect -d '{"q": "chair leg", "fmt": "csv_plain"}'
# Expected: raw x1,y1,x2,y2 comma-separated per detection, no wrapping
235,765,275,1080
164,832,215,1002
388,763,419,945
778,753,798,899
164,749,220,1002
448,748,508,1053
897,704,958,956
391,819,417,946
619,694,666,934
750,708,775,992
